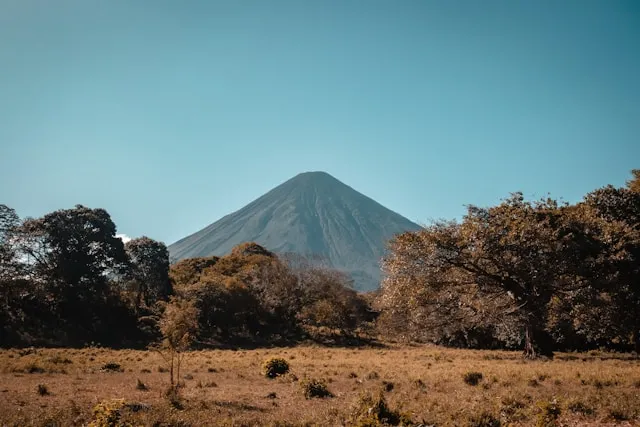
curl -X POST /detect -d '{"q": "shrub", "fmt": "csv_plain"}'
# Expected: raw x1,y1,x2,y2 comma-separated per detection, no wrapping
101,362,122,372
468,411,501,427
37,384,49,396
566,399,594,416
262,358,290,378
351,391,413,426
48,355,73,364
165,386,184,410
89,399,131,427
366,371,380,380
500,397,527,422
536,399,561,427
301,378,333,399
463,371,483,386
27,363,45,374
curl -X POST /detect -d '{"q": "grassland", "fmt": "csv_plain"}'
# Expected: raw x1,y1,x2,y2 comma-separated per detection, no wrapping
0,345,638,426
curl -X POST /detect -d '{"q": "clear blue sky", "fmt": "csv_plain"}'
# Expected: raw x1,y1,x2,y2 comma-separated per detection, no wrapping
1,0,639,244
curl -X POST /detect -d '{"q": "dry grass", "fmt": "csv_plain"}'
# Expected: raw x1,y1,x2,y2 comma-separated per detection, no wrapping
0,345,638,426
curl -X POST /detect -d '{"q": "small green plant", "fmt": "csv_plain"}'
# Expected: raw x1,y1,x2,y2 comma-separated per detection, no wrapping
351,391,413,426
468,411,501,427
536,399,561,427
262,357,290,378
37,384,49,396
301,378,333,399
463,371,483,386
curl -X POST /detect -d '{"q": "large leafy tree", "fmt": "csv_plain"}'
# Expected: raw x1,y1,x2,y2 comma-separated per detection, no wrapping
577,176,640,352
125,236,173,309
18,205,130,343
381,194,598,358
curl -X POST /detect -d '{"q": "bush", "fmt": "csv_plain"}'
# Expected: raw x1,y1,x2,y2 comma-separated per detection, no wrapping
463,371,483,386
89,399,131,427
37,384,49,396
164,386,184,410
536,399,561,427
468,412,501,427
101,362,122,372
262,357,290,378
566,399,594,416
301,378,333,399
351,391,413,426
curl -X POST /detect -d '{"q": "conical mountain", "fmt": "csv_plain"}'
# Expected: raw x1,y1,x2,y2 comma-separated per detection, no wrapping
168,171,421,290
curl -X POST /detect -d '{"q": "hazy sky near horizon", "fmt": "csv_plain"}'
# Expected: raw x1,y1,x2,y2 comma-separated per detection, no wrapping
1,0,639,244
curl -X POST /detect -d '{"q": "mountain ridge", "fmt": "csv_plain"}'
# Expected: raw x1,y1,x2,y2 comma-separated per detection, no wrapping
168,171,422,290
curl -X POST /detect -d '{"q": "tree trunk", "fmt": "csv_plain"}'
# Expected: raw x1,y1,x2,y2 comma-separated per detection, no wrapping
523,323,537,359
170,353,174,387
634,329,640,355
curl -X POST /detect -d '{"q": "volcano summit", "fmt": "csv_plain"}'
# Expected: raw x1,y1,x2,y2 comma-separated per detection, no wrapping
168,172,421,291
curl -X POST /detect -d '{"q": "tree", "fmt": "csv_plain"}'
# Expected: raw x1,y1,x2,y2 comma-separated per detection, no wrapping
0,204,21,282
17,205,130,344
125,237,172,309
626,169,640,193
156,297,199,388
579,180,640,352
381,194,597,358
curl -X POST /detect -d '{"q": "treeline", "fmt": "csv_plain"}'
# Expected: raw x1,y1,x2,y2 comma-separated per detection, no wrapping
0,205,372,348
1,170,638,357
377,170,640,357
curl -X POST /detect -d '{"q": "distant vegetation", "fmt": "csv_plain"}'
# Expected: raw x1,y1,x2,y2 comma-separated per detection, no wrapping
0,170,639,358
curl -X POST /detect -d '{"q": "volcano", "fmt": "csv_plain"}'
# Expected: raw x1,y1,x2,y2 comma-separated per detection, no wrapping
168,171,421,291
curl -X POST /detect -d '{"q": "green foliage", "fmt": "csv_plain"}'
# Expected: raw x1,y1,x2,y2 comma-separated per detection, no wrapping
262,357,290,378
463,371,483,386
301,378,333,399
351,391,413,426
125,237,172,308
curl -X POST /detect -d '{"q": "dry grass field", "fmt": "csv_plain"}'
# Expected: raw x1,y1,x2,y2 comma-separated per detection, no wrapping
0,345,638,426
